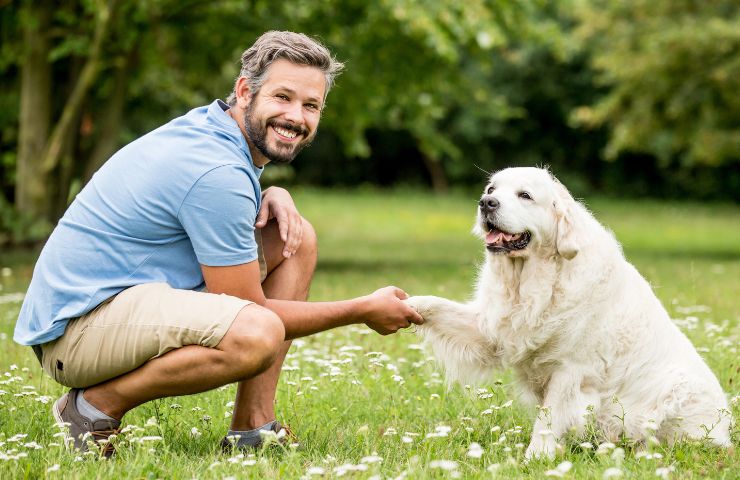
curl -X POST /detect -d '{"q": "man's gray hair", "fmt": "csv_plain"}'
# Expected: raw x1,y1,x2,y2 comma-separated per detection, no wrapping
226,31,344,106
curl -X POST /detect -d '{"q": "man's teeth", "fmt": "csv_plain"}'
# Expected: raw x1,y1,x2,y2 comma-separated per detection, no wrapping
274,126,297,139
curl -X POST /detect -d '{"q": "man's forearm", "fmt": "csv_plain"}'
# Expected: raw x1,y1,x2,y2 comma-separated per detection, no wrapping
264,297,368,340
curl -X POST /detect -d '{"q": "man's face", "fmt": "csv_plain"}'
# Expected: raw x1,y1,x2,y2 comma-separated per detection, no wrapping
243,59,326,165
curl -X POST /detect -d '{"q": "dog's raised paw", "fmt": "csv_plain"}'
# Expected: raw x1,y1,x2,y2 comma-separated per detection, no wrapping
403,295,443,318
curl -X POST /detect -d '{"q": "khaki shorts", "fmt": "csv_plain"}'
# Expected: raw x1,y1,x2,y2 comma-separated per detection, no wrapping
39,282,252,388
39,231,268,388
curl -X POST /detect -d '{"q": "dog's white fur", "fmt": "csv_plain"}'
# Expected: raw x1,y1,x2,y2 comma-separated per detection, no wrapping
406,167,732,459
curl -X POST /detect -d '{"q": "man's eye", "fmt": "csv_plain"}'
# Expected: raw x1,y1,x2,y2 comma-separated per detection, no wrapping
305,103,319,111
518,191,533,200
276,94,289,100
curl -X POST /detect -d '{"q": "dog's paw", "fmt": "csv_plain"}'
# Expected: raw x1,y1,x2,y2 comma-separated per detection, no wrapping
403,295,444,320
524,435,558,462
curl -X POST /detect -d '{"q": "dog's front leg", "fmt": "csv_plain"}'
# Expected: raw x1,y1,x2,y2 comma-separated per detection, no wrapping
405,295,501,385
525,369,600,461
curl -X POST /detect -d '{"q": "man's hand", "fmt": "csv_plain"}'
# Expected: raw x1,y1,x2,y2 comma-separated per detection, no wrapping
255,187,302,258
359,286,424,335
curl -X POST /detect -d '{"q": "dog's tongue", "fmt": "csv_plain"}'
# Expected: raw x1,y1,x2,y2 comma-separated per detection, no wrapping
486,230,514,245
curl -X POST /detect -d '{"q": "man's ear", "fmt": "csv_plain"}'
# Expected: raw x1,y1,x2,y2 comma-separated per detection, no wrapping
552,177,580,260
234,77,252,109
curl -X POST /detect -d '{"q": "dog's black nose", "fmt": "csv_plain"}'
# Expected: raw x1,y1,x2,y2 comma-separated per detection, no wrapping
479,197,499,212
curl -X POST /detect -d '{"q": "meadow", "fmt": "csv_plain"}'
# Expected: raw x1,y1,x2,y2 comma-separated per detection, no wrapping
0,189,737,479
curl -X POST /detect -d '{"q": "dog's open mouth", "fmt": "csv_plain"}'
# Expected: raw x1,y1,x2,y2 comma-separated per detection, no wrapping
484,222,531,253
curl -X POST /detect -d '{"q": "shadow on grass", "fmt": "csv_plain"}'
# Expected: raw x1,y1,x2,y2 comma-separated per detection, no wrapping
624,248,740,261
319,248,740,271
317,258,477,272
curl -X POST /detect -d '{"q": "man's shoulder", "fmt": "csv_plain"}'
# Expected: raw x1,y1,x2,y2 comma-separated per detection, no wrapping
167,100,242,141
107,104,253,179
131,100,247,156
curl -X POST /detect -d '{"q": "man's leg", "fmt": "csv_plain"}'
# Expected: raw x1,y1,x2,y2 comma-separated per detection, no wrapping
82,303,285,420
229,217,317,430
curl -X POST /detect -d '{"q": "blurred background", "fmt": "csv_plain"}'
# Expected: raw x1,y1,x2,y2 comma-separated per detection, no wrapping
0,0,738,246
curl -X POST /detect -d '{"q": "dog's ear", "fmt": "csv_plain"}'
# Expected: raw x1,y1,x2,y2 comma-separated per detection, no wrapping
552,177,580,260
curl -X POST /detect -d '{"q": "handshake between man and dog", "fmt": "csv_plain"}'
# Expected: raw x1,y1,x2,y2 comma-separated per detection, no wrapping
404,167,732,460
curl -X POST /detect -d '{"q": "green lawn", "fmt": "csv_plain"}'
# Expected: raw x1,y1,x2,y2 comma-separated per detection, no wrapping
0,189,738,478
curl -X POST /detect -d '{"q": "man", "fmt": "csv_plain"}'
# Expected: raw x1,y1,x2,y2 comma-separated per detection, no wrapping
14,31,423,455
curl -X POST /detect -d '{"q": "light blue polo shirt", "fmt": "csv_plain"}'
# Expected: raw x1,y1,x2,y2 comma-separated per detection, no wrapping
14,100,262,346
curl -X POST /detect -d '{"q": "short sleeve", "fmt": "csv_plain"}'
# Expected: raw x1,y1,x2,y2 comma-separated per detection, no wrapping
178,165,259,266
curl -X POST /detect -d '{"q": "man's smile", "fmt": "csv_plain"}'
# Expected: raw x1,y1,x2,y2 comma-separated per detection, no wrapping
272,125,300,141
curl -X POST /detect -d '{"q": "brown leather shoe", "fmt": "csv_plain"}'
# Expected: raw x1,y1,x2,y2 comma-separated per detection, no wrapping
52,389,121,457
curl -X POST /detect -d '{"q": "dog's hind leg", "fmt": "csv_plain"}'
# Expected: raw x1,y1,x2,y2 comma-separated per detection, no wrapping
658,401,733,447
525,368,600,460
647,376,733,448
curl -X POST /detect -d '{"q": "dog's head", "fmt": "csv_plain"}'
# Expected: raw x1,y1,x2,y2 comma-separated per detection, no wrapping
473,167,580,260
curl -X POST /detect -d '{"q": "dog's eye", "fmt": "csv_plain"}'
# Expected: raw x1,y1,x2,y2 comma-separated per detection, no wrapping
487,186,495,194
518,191,533,200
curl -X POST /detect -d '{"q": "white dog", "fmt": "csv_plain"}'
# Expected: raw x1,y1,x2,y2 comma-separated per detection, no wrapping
405,167,732,459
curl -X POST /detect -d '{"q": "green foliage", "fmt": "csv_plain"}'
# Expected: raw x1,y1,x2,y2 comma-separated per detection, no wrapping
0,3,20,193
286,0,566,182
0,195,52,247
572,0,740,167
2,0,739,246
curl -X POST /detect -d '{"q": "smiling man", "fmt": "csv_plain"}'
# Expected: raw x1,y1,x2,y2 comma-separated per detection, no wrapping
14,31,423,456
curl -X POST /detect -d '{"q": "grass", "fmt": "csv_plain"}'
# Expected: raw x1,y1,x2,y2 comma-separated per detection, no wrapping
0,189,738,479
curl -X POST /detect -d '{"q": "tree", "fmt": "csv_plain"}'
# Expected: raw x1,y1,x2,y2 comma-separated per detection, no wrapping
5,0,592,243
16,0,121,224
254,0,549,191
7,0,546,240
571,0,740,167
9,0,238,232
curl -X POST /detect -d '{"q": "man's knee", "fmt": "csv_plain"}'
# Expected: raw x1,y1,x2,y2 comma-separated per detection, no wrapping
220,304,285,375
297,217,318,265
260,216,317,274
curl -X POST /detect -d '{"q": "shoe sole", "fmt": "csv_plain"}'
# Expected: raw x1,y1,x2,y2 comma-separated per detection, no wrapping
52,395,65,425
52,399,63,424
52,395,72,450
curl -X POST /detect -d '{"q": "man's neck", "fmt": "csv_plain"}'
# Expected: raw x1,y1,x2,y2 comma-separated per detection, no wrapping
226,106,269,168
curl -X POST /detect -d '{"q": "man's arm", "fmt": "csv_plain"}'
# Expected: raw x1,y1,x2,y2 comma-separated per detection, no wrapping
201,262,423,339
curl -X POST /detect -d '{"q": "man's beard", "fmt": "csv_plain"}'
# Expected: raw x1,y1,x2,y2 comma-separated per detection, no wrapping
244,98,314,165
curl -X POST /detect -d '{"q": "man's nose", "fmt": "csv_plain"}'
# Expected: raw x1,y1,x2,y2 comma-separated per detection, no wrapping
283,101,304,124
478,196,499,213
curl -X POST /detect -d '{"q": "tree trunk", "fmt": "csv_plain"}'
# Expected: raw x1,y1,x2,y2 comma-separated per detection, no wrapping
39,0,119,179
53,106,83,220
83,49,136,183
421,154,450,193
16,1,52,219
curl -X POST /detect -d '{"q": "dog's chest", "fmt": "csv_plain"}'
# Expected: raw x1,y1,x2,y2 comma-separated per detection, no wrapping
494,313,559,364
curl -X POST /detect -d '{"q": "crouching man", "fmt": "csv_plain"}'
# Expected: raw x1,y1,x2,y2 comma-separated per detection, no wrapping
14,31,422,456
